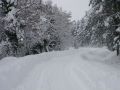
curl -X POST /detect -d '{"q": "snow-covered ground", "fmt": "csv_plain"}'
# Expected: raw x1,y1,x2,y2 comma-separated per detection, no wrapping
0,47,120,90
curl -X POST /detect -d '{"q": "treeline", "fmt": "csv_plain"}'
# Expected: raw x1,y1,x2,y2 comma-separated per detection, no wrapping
1,0,120,59
73,0,120,55
0,0,73,59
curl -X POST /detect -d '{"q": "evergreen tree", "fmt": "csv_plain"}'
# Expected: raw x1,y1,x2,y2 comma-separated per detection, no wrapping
89,0,120,55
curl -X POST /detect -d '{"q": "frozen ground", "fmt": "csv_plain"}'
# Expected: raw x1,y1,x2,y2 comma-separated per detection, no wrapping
0,47,120,90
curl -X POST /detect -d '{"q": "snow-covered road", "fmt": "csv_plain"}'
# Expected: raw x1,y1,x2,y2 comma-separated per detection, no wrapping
0,48,120,90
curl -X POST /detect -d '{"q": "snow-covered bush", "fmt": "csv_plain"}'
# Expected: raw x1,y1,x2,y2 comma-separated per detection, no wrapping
0,41,11,59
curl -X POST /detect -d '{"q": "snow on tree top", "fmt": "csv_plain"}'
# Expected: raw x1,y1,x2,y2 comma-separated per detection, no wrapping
116,27,120,33
7,0,15,3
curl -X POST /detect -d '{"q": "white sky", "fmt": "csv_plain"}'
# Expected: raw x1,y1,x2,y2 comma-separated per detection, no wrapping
45,0,90,20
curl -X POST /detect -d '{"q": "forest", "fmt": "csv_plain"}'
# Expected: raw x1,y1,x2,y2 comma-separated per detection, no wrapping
0,0,120,59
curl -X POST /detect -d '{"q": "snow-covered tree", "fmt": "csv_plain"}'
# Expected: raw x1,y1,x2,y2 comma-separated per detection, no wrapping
89,0,120,55
0,0,73,59
74,0,120,55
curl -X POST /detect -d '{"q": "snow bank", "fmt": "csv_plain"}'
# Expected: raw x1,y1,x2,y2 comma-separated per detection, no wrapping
0,47,120,90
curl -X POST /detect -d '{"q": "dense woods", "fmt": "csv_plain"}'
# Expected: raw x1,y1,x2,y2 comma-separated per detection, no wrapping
0,0,73,59
73,0,120,55
0,0,120,59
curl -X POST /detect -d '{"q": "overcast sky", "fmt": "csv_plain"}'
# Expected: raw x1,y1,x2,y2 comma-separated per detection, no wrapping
46,0,90,20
